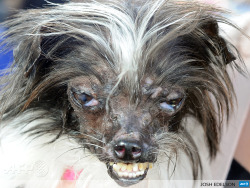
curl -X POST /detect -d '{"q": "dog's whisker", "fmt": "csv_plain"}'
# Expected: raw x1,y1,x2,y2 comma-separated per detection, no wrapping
79,133,105,144
56,147,89,159
81,143,104,149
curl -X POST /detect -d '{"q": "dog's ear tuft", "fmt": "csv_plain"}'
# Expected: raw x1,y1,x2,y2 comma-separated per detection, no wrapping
13,37,42,78
200,19,236,64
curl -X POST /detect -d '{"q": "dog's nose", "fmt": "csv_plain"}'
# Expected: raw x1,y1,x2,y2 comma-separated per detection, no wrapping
114,141,142,160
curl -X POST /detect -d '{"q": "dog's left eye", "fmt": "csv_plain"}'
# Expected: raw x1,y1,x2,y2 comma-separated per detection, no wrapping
73,92,99,107
160,92,184,113
160,98,183,111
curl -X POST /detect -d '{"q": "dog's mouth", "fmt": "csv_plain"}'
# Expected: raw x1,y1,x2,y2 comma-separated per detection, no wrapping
106,162,153,186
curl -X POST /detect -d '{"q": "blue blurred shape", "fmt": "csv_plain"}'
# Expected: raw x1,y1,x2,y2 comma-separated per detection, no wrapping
0,28,13,70
239,181,249,187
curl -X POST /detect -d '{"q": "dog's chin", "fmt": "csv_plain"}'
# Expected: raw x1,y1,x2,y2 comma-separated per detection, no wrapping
106,162,152,187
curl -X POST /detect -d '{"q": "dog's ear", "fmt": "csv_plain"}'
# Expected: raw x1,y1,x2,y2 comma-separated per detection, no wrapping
200,19,236,64
12,26,81,79
10,25,47,79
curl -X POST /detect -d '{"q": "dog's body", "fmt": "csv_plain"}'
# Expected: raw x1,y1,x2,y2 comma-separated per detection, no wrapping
0,0,243,187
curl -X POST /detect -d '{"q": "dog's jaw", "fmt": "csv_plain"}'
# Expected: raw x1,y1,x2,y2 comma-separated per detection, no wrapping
106,162,152,186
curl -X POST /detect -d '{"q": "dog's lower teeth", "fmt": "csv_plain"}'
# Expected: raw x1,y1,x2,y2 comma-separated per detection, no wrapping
118,171,123,177
109,162,153,178
136,171,141,176
124,172,129,177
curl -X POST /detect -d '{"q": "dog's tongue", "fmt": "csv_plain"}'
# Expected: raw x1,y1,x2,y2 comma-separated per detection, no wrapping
62,168,83,180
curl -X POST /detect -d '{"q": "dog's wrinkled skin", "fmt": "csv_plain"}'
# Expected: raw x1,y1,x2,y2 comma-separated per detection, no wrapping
0,0,243,187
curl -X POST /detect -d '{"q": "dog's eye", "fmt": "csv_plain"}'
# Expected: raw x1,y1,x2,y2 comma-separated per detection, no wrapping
160,91,184,113
160,98,183,111
73,92,99,107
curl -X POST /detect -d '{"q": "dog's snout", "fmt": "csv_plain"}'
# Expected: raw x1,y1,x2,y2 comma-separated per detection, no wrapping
114,141,142,160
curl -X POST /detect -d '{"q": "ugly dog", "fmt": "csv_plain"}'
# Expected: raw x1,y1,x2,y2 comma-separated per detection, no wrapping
0,0,242,187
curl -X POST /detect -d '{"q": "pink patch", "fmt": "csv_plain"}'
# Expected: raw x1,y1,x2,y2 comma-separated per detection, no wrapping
62,168,83,180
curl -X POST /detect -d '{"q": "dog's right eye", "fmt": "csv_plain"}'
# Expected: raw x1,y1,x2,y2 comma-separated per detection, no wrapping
73,92,99,107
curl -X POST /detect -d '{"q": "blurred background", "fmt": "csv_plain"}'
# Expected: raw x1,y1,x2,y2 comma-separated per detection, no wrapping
0,0,249,183
0,0,68,70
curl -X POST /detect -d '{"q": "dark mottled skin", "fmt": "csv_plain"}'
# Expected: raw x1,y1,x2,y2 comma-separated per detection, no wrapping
67,72,185,164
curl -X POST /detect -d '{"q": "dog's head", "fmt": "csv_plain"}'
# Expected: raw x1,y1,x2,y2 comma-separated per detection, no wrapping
0,0,241,186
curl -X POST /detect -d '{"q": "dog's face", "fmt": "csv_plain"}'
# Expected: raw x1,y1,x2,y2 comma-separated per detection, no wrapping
1,0,240,187
67,71,185,185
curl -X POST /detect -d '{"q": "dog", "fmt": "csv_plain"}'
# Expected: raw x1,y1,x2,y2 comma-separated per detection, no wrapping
0,0,243,187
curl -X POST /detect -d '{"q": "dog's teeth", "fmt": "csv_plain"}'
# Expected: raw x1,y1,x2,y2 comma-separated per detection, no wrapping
133,163,138,171
128,173,133,178
113,164,120,171
132,173,136,178
123,172,128,177
118,171,123,177
127,164,133,172
138,163,144,171
135,171,141,176
121,164,127,171
149,163,153,169
112,162,153,178
117,163,122,169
